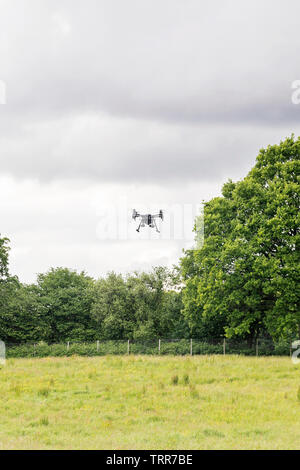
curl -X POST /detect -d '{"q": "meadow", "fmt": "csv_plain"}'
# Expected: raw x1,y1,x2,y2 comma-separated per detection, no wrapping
0,355,299,450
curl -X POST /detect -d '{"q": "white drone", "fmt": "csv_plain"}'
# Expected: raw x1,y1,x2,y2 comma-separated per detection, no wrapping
132,209,164,233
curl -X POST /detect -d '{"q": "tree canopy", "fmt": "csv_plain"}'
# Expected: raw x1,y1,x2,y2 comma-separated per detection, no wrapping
181,136,300,343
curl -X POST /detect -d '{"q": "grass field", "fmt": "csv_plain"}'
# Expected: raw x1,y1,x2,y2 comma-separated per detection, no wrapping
0,355,299,449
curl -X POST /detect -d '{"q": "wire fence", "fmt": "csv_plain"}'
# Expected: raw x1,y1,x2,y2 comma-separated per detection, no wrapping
4,337,296,358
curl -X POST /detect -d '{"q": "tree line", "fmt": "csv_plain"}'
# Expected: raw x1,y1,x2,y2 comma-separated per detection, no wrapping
0,262,188,344
0,136,299,345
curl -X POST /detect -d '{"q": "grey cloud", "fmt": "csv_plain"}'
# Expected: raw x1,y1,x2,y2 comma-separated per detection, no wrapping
0,111,296,183
1,0,300,184
1,0,300,125
1,177,213,282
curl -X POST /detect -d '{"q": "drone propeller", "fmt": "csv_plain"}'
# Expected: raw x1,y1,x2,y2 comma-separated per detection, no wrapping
132,209,139,220
159,209,164,221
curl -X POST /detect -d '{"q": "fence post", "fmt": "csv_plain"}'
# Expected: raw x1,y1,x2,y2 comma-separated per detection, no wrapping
158,339,161,355
127,339,130,355
190,338,193,356
67,341,70,352
223,338,226,355
34,343,36,356
256,338,258,357
97,340,99,352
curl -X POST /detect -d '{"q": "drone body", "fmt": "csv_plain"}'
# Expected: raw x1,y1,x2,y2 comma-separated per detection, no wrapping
132,209,164,233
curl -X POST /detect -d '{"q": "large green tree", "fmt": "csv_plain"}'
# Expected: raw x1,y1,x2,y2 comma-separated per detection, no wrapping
127,267,186,341
91,267,188,341
36,267,96,342
0,234,10,281
91,272,135,340
0,235,13,342
181,136,300,342
0,236,46,343
0,280,48,343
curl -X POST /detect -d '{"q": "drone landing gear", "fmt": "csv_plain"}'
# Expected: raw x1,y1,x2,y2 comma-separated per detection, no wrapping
151,220,160,233
136,220,160,233
136,220,144,232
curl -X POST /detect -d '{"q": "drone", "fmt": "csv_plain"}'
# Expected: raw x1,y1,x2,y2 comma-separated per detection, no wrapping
132,209,164,233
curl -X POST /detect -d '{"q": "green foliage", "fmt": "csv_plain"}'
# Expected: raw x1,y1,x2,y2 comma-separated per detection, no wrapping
1,262,186,345
0,234,10,280
91,267,188,341
91,272,135,340
0,237,47,343
181,136,300,343
36,268,96,342
0,279,48,343
6,338,292,358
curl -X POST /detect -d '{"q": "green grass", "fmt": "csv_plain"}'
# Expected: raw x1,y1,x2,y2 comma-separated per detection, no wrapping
0,355,300,449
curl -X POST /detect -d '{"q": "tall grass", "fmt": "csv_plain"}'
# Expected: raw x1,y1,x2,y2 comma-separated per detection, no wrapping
0,355,299,449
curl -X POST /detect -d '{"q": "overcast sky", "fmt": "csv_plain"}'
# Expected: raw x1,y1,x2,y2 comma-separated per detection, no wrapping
0,0,299,283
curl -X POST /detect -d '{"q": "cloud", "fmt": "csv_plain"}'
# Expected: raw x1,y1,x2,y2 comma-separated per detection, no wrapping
0,110,297,182
0,0,299,184
0,176,219,282
0,0,299,281
0,1,299,118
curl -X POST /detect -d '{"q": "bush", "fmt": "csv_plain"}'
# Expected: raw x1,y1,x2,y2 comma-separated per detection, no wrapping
5,338,291,358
